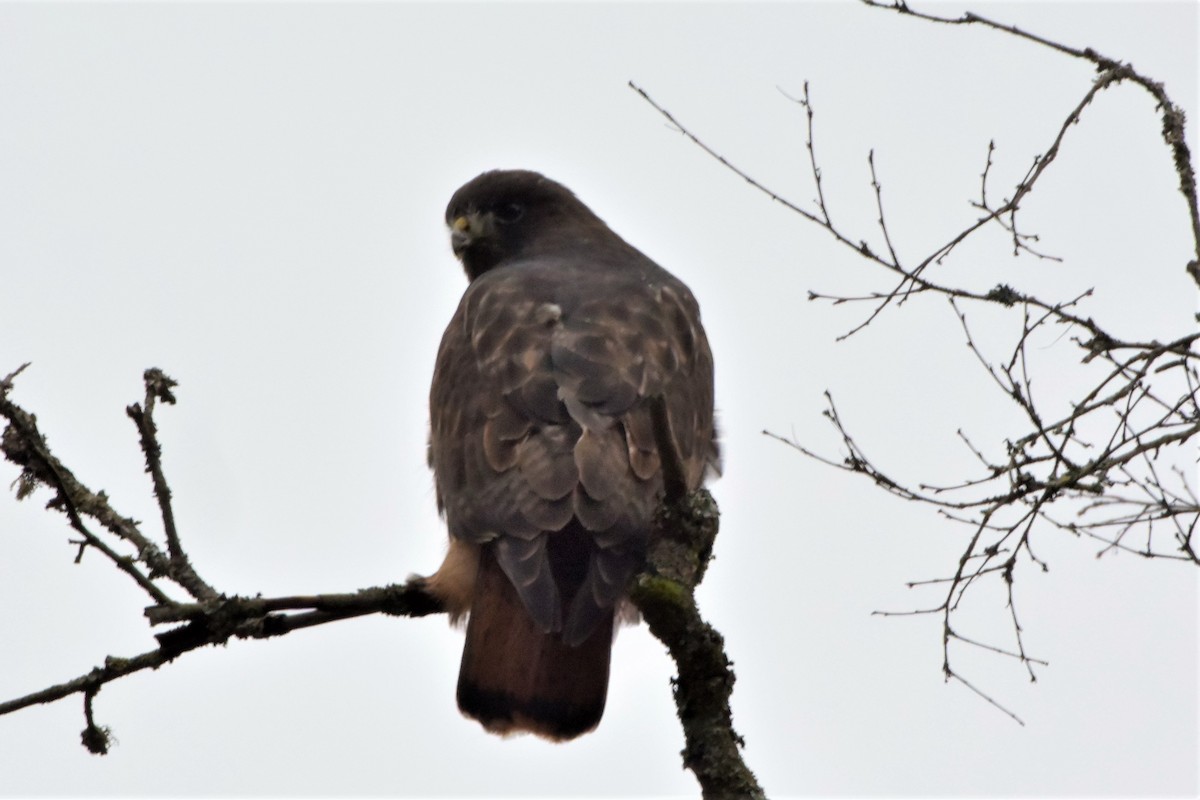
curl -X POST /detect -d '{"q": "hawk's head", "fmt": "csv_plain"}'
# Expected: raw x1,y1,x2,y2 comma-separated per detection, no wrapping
445,170,606,281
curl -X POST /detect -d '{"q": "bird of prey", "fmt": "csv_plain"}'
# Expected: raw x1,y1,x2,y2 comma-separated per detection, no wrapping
423,169,718,741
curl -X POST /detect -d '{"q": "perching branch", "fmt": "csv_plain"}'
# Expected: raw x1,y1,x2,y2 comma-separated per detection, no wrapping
634,1,1199,723
636,397,761,798
0,366,447,740
1,366,753,797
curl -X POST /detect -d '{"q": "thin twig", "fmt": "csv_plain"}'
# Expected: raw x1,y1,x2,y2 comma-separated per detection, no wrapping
126,368,217,602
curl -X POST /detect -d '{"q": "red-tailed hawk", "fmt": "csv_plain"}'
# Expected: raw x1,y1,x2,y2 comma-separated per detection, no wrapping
423,170,718,740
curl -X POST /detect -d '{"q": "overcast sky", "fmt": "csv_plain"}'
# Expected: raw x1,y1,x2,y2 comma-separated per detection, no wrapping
0,2,1196,797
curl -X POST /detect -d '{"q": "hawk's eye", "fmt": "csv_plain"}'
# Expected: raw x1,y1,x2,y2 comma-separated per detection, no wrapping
495,202,525,224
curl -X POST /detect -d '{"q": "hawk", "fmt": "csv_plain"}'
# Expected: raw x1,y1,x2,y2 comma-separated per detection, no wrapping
423,169,718,741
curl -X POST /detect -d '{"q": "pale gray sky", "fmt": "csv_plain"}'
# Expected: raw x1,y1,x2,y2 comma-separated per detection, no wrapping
0,2,1196,797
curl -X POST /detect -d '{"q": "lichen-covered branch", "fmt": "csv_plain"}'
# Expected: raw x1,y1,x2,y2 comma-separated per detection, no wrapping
0,369,446,748
2,365,176,606
2,366,751,798
632,488,763,800
632,396,761,798
125,368,218,603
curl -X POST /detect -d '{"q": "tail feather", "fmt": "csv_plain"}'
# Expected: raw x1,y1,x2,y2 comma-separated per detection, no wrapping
457,546,614,741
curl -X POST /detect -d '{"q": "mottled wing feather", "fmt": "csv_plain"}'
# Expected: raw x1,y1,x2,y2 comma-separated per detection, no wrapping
518,427,579,500
572,486,621,532
621,406,661,480
574,427,628,501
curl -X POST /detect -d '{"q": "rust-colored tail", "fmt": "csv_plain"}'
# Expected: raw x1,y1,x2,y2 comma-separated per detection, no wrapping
456,547,614,741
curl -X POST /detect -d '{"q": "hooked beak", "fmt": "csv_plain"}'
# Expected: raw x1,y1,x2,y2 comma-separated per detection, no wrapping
449,211,498,259
449,214,473,257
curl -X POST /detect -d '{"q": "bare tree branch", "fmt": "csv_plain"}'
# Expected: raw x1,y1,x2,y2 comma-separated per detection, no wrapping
2,371,176,607
633,0,1200,723
861,0,1200,282
125,368,217,602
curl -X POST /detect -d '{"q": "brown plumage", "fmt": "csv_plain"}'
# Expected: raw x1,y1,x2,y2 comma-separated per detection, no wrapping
424,169,718,741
